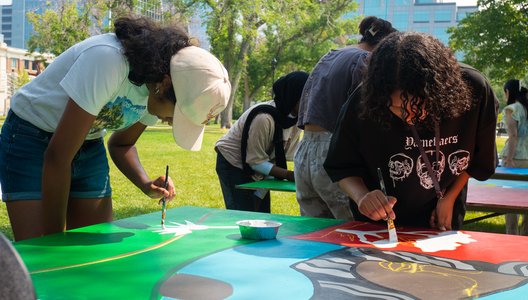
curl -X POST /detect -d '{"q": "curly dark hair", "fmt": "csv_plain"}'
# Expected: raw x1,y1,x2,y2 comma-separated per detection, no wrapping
359,16,397,47
360,32,472,129
114,15,191,86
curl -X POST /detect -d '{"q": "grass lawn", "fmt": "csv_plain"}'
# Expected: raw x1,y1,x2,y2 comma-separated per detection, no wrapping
0,122,510,240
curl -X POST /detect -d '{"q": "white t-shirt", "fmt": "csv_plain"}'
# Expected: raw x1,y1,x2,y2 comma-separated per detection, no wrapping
11,33,158,140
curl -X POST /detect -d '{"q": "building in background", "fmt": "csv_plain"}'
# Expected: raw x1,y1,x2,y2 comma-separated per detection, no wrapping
136,0,164,22
347,0,477,50
0,39,53,116
0,1,166,49
0,0,47,49
188,13,210,50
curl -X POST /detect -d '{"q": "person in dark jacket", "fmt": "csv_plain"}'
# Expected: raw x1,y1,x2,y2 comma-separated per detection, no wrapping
324,32,498,230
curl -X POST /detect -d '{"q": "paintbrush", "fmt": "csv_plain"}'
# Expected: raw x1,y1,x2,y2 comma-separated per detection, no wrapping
377,167,398,243
161,165,169,229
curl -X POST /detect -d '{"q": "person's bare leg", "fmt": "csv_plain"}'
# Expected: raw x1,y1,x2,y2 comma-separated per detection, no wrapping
66,197,112,230
6,200,45,241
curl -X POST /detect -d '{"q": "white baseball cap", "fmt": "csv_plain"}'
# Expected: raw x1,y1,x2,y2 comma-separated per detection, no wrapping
170,46,231,151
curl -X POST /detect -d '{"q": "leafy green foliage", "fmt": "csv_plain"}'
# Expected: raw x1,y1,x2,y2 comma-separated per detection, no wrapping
448,0,528,84
25,0,168,56
27,0,93,55
194,0,360,127
12,70,31,91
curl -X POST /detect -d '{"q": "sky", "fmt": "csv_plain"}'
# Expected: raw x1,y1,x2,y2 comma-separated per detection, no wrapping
447,0,479,6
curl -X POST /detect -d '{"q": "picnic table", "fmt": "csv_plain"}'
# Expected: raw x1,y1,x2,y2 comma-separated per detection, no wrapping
465,178,528,224
491,167,528,181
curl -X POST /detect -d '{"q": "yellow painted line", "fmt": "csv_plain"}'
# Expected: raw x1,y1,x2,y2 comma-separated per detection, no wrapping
30,235,183,274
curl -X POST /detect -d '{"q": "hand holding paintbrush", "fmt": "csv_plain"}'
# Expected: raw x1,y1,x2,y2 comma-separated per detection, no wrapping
377,168,398,243
161,165,169,229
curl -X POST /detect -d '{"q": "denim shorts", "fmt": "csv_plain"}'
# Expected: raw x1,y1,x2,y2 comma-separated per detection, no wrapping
0,110,112,201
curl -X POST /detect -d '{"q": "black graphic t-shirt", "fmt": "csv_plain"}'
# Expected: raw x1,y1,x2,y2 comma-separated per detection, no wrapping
324,65,498,229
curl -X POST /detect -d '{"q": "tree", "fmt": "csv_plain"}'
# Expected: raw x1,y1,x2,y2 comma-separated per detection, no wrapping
25,0,157,61
194,0,358,128
448,0,528,84
26,0,104,55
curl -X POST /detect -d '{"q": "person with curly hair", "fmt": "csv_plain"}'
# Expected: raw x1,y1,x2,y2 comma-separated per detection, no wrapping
500,79,528,235
294,16,396,220
324,32,498,230
0,15,230,241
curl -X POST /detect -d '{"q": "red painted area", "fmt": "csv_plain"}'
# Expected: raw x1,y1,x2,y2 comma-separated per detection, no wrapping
291,221,528,264
467,185,528,208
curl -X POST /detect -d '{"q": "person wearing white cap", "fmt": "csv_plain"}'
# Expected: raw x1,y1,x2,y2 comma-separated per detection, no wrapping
0,15,230,241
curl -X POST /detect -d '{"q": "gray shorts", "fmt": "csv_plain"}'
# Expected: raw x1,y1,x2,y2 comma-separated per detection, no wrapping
294,131,354,220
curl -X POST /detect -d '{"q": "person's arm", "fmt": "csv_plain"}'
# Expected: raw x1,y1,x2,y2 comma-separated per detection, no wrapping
338,177,396,221
503,109,518,167
246,113,293,180
431,171,470,230
463,68,498,180
42,99,96,235
269,165,295,181
324,86,395,220
107,122,175,201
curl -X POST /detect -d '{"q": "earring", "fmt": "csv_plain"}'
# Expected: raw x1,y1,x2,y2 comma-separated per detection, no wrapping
155,84,160,95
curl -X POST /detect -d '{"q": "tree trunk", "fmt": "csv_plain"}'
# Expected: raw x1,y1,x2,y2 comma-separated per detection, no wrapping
220,37,252,128
243,75,251,112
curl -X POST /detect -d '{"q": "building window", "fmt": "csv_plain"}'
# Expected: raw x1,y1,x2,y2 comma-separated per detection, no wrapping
392,12,409,31
2,25,10,31
364,0,385,18
433,27,449,45
394,0,410,5
2,17,11,23
413,11,430,23
457,12,467,22
11,58,17,70
2,8,12,14
24,60,30,70
434,10,452,22
412,25,430,33
3,32,11,38
364,0,382,9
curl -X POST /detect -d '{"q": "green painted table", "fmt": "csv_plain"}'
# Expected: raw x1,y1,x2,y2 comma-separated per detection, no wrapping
14,206,528,299
14,206,341,300
235,178,296,192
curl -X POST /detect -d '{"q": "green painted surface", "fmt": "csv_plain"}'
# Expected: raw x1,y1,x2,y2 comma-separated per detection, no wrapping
14,206,342,300
236,179,296,192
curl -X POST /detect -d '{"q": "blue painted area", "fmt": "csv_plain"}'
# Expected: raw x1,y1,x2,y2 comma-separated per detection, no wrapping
469,178,528,189
495,167,528,176
168,237,528,300
176,238,344,300
479,283,528,299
